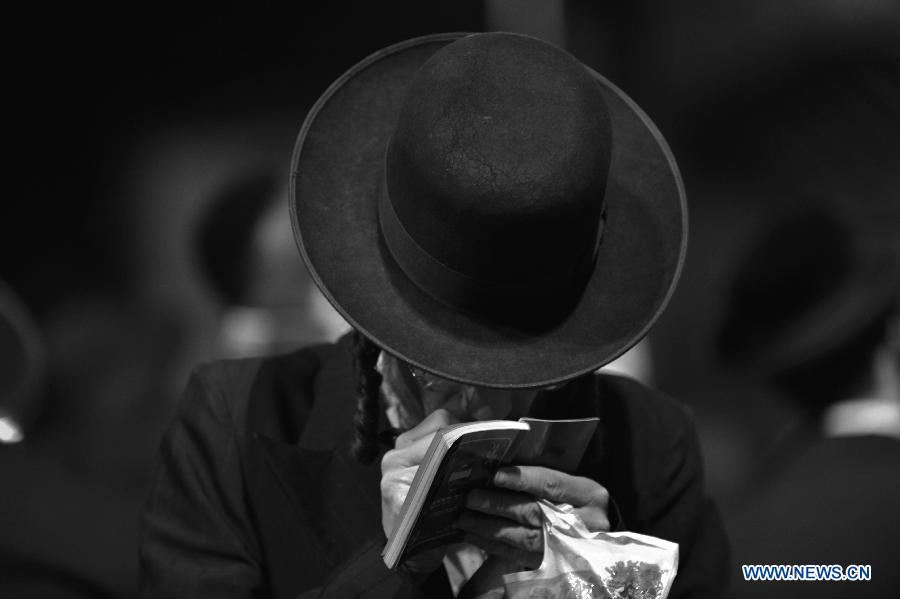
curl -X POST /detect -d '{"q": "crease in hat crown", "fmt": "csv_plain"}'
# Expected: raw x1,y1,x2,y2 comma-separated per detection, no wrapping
379,32,613,320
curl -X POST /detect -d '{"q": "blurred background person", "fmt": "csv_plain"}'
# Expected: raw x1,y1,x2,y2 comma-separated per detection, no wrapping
718,207,900,598
191,167,349,360
1,283,170,598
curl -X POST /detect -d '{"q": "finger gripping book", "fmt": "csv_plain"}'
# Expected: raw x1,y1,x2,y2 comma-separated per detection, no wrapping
382,417,599,569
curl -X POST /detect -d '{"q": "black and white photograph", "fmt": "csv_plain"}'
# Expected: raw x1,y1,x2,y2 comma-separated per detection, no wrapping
2,2,899,598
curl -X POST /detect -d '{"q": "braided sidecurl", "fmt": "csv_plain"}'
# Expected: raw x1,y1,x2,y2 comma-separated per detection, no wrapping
351,330,383,464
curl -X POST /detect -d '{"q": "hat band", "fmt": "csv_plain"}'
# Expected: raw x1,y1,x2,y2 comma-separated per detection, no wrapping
377,181,605,319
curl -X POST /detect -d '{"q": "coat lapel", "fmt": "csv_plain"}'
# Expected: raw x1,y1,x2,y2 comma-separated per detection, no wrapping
242,337,385,598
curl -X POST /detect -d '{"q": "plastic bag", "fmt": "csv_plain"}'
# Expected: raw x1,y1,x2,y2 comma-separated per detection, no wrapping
503,500,679,599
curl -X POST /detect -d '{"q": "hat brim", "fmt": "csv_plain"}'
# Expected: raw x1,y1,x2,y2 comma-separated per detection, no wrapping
291,33,687,388
719,258,900,372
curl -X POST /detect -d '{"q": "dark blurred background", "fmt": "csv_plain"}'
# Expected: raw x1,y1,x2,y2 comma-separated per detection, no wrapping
2,1,899,597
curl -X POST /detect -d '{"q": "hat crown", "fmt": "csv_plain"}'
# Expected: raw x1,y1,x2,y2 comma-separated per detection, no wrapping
384,33,611,302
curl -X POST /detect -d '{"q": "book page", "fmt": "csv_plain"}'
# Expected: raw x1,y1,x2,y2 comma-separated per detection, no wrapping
514,417,599,472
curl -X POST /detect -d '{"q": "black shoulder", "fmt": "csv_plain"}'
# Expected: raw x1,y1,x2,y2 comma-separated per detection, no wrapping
591,373,698,500
184,337,348,437
595,372,694,438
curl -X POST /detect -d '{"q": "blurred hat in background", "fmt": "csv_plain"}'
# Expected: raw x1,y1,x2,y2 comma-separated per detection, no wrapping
717,207,899,376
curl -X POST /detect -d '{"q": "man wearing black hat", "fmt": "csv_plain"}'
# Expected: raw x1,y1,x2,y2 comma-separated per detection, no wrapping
719,208,900,599
140,33,729,598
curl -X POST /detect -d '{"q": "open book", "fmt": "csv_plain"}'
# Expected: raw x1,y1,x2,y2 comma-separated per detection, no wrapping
382,416,599,569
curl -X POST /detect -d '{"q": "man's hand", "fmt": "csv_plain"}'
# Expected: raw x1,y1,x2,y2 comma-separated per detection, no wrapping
458,466,611,569
380,408,461,576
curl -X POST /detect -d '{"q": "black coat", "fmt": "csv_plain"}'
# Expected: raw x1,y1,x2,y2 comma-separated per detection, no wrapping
728,432,900,599
140,335,730,598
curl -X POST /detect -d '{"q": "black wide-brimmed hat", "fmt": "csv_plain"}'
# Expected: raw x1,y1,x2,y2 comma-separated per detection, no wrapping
291,32,686,388
717,208,900,373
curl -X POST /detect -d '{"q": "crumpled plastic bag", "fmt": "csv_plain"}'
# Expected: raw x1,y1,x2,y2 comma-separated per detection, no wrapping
503,499,679,599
